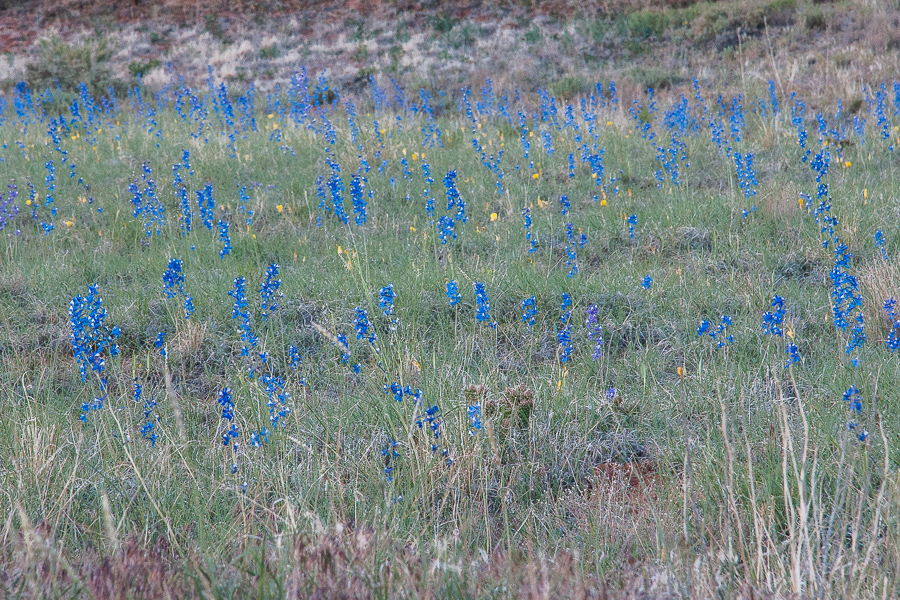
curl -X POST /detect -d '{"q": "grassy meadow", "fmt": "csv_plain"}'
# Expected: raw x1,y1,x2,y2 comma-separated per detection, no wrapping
1,75,900,598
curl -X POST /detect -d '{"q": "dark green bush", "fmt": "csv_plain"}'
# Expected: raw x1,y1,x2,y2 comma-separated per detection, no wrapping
631,66,684,92
128,59,160,79
618,10,671,39
549,75,588,100
524,25,543,44
260,44,280,59
428,12,457,33
25,36,125,98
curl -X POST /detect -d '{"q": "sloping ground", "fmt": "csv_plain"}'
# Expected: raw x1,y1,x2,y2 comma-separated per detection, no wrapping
2,0,900,110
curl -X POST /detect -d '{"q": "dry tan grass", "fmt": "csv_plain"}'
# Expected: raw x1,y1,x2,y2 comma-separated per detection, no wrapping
857,257,900,340
170,319,207,362
762,179,801,219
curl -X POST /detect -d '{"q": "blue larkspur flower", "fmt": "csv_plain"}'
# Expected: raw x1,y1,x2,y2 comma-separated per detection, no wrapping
474,282,495,328
447,280,462,306
521,296,537,329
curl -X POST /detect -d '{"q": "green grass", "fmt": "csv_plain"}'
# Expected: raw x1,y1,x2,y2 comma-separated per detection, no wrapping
1,81,900,598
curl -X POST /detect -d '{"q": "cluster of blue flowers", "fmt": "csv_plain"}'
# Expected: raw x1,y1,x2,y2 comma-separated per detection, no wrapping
0,183,20,236
446,280,462,306
154,331,166,357
354,307,377,346
259,263,282,321
885,298,900,352
326,159,349,224
162,258,195,319
40,159,56,234
33,68,900,490
467,403,483,435
217,387,239,451
174,152,192,236
416,404,451,464
135,379,158,446
875,230,889,260
558,293,573,362
350,173,367,225
474,282,496,328
384,382,422,404
565,223,578,278
843,386,868,442
250,428,269,447
697,315,734,348
830,243,866,357
422,162,436,218
218,219,231,258
585,304,603,360
382,440,400,482
762,295,785,336
437,215,456,244
238,185,253,226
229,276,258,355
69,284,120,392
379,284,397,316
129,163,166,240
521,295,537,329
443,170,466,223
261,374,290,427
733,151,759,204
197,183,216,231
522,206,537,253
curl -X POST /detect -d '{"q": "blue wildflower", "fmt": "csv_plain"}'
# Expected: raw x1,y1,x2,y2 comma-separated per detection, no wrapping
522,206,537,253
558,293,573,362
697,320,710,336
135,378,158,446
259,263,281,321
350,173,367,225
585,304,603,360
383,382,422,404
699,315,734,348
154,332,166,356
288,344,301,369
261,374,290,427
382,440,400,482
885,298,900,352
238,185,253,226
875,230,889,261
251,428,269,447
843,386,862,413
468,403,483,434
521,295,537,329
437,215,456,244
218,219,231,259
444,170,466,222
785,342,801,368
762,295,785,336
379,284,397,317
162,259,185,298
447,280,462,306
197,183,215,231
474,282,496,328
69,284,120,389
228,276,258,354
354,307,377,346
